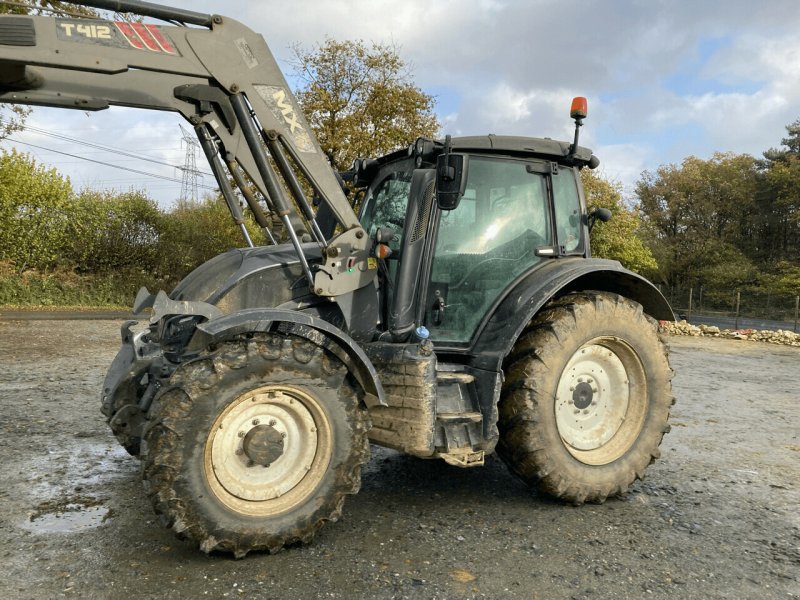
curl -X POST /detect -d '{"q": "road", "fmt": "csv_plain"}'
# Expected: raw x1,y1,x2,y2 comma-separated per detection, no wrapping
0,320,797,599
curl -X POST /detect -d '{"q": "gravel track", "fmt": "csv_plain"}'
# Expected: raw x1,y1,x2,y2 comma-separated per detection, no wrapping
0,319,797,599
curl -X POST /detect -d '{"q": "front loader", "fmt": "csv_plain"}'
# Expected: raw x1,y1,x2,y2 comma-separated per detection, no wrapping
0,1,675,557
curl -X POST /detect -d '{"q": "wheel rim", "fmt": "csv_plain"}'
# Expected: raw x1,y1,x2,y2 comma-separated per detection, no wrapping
555,338,647,466
204,385,332,517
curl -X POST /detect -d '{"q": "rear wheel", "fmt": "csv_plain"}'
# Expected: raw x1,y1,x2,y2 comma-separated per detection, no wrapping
498,292,673,504
141,333,369,557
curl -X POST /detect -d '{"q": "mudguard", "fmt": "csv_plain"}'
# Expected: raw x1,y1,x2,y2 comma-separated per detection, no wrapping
188,309,387,408
467,257,674,371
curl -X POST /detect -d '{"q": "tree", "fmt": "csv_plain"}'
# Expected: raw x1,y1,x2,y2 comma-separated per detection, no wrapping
763,119,800,163
636,153,760,290
581,170,657,275
292,39,440,172
759,119,800,264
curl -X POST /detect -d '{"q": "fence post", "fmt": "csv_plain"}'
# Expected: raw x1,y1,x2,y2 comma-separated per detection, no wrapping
687,287,693,320
795,296,799,333
735,291,741,330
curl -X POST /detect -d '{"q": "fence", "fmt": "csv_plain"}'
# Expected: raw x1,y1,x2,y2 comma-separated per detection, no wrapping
658,286,800,332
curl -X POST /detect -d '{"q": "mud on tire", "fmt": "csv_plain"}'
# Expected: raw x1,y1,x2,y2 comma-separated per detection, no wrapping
498,292,674,504
141,333,370,557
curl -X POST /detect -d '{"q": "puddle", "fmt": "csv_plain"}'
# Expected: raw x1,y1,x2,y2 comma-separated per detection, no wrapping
23,497,111,534
25,440,135,499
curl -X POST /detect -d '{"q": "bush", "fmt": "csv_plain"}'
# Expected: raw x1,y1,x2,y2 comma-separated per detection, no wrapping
0,149,73,272
158,196,264,279
65,189,164,274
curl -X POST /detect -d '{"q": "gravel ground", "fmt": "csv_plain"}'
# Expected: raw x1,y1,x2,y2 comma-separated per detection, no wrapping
0,319,797,600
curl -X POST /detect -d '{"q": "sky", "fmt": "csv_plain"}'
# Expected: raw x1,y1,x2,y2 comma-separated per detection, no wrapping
5,0,800,207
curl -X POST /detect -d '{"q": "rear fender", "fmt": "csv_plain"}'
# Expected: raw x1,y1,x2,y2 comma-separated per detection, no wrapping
469,258,674,371
188,309,386,408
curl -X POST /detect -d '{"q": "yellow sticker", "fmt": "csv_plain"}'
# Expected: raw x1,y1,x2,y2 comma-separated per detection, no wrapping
367,257,378,270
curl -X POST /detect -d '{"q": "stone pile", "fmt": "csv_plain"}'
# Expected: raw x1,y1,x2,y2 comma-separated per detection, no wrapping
659,320,800,347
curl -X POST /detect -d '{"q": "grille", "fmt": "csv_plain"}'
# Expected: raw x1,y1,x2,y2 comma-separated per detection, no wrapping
0,17,35,46
410,181,435,243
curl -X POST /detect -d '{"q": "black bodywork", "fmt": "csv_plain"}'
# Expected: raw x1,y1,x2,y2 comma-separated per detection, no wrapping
104,134,672,464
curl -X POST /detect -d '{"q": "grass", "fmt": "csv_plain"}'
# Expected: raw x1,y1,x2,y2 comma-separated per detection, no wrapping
0,264,166,309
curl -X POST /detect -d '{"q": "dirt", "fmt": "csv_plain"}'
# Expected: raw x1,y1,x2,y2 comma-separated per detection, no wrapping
0,319,797,599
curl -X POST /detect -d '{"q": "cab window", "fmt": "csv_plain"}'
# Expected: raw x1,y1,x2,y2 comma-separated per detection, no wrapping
359,171,412,254
552,169,583,254
426,157,551,343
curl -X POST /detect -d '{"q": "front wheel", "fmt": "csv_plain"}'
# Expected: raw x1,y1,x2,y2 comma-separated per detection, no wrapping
498,292,674,504
141,333,370,557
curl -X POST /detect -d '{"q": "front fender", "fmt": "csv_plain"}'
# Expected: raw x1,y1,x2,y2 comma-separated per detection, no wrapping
188,309,386,408
468,258,673,371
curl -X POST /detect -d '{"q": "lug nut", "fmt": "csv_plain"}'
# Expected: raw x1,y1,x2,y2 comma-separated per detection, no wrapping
269,419,276,426
235,449,243,456
238,431,245,438
252,419,260,426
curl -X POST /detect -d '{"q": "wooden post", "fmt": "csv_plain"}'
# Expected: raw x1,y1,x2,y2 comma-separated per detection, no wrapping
687,288,693,320
735,291,741,330
794,296,799,333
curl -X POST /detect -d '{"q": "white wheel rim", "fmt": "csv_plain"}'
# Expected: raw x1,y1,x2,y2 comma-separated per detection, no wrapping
555,339,647,465
204,385,332,516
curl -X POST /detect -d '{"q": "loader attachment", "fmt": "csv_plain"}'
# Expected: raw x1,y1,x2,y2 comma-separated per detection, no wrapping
0,0,374,297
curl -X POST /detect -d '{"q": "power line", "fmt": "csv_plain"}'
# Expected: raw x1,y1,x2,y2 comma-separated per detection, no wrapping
8,138,219,190
17,123,214,177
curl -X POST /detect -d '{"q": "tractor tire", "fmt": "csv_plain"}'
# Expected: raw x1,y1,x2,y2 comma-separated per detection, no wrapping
140,333,370,557
498,291,674,504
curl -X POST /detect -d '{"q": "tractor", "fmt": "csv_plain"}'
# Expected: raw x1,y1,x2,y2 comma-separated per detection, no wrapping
0,0,674,557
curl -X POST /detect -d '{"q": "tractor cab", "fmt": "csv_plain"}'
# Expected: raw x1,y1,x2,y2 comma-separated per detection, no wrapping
356,134,596,345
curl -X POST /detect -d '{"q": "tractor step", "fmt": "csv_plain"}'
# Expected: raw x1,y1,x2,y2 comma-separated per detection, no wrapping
435,371,475,384
434,366,484,464
438,449,485,468
436,411,482,423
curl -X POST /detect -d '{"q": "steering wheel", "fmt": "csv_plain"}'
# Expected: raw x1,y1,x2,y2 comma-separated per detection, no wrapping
450,229,545,289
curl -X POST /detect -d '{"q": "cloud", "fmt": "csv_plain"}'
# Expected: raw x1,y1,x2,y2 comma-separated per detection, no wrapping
8,0,800,205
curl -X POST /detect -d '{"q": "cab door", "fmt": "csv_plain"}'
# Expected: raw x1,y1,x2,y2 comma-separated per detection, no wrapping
423,157,583,344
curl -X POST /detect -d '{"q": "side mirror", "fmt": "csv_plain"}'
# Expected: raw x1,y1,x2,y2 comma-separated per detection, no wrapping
436,153,468,210
588,207,612,232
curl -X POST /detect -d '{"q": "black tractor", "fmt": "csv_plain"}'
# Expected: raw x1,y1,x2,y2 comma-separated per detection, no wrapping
0,1,673,557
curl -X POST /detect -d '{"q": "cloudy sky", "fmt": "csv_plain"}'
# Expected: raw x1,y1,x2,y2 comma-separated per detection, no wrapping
6,0,800,206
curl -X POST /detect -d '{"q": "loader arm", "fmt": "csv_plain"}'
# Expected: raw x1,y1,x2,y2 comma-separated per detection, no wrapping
0,0,373,297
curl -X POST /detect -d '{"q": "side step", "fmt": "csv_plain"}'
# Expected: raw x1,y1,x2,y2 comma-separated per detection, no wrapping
434,368,484,467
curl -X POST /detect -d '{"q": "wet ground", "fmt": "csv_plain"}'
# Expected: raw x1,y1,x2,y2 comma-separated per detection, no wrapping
0,320,797,599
